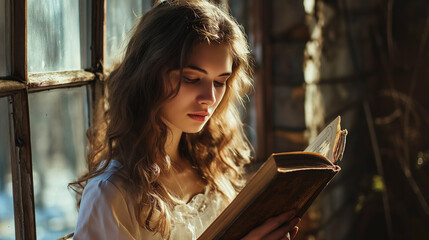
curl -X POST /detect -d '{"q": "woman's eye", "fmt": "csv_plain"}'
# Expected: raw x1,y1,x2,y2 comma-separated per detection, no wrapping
183,77,200,84
214,81,226,87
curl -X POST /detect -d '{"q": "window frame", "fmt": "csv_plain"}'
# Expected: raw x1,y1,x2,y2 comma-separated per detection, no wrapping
0,0,106,238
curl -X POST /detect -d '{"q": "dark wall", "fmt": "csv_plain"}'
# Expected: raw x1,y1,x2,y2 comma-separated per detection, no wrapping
231,0,429,239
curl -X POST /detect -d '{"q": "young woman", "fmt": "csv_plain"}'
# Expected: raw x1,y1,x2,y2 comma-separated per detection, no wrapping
70,1,300,239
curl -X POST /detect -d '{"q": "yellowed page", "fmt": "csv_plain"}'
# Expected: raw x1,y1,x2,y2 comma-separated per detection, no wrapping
304,116,340,162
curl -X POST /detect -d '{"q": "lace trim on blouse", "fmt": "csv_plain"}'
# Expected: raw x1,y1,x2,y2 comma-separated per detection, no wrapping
170,187,228,240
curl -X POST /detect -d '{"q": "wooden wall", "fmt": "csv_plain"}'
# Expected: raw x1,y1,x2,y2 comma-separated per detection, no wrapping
230,0,429,239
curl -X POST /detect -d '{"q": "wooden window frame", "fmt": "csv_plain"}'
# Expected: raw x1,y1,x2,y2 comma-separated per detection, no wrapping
0,0,106,238
253,0,272,161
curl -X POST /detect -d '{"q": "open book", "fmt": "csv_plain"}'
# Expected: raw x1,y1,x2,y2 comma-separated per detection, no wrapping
198,116,348,240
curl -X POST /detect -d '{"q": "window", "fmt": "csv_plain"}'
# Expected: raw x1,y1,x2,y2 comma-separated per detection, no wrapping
0,0,152,239
0,0,11,76
0,97,14,239
29,87,88,239
105,0,151,69
27,0,87,73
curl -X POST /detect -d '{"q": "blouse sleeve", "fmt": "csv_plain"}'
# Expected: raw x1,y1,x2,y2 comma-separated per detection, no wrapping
73,178,138,240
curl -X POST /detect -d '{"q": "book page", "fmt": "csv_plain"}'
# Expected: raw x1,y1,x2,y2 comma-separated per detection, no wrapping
304,116,340,162
334,128,348,162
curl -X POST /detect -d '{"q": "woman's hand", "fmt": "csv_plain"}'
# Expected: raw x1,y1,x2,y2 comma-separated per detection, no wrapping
241,209,300,240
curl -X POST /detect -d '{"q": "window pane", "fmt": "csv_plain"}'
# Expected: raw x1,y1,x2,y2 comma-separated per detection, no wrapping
29,87,88,240
0,97,14,240
27,0,90,73
0,0,11,76
105,0,152,70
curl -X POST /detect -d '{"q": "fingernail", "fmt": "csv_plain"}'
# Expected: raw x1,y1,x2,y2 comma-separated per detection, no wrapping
291,226,299,239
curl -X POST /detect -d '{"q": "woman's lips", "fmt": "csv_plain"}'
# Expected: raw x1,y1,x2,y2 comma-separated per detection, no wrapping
188,113,209,122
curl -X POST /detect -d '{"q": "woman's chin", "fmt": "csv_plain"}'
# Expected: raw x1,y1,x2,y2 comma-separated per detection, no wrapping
183,123,207,134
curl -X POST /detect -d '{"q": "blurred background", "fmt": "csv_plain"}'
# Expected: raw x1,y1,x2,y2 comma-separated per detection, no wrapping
0,0,428,239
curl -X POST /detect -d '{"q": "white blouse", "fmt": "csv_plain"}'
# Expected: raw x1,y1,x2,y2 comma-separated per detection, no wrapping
73,160,229,240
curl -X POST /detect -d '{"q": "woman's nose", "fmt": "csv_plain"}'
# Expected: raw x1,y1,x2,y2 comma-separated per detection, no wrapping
196,82,216,106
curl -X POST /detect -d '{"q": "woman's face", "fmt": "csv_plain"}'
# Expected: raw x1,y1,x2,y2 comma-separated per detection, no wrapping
161,43,233,133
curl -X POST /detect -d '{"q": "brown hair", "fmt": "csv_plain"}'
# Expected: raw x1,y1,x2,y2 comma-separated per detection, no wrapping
70,0,253,238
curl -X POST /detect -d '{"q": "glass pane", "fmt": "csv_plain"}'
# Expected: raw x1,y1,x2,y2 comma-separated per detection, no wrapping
0,97,15,240
27,0,90,73
105,0,152,70
29,87,88,240
0,0,11,76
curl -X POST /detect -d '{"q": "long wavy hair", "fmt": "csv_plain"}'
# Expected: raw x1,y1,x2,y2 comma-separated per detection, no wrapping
70,0,253,238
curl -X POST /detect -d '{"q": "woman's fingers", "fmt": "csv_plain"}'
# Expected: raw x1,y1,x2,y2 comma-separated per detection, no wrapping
262,217,300,240
256,209,296,236
241,209,299,240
